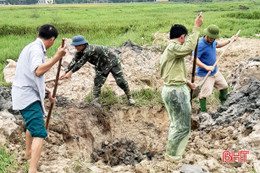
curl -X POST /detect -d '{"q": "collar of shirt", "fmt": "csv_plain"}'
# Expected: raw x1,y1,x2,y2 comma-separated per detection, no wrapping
36,38,47,55
170,39,182,45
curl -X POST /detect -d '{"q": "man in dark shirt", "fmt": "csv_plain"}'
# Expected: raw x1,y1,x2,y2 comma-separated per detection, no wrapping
61,35,135,105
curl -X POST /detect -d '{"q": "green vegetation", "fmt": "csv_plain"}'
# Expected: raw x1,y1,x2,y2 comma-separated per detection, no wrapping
0,146,19,173
2,0,253,5
100,88,119,106
86,87,163,107
0,1,259,86
225,10,260,20
132,88,163,106
88,85,224,111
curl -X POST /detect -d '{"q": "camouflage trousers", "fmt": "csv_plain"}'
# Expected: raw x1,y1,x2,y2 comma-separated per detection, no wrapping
161,84,191,157
93,63,131,99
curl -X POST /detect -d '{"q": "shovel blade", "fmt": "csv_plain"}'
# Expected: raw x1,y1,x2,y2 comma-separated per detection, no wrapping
192,86,201,99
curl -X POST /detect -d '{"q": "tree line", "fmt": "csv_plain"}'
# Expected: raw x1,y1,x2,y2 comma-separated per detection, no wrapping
55,0,155,4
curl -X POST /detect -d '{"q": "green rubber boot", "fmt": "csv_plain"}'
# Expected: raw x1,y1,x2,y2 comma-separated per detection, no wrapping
199,98,207,112
219,89,228,104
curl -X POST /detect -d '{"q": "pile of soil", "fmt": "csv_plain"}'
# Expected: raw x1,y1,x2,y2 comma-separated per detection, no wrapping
91,138,146,166
212,77,260,126
228,57,260,90
186,78,260,172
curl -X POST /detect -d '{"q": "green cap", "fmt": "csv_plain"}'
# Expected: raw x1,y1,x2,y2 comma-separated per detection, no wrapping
204,24,220,39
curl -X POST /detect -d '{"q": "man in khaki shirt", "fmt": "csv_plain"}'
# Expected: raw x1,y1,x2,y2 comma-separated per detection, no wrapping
160,13,203,162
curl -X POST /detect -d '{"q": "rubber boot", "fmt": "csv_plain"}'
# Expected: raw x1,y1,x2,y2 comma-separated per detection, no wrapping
219,89,228,104
199,98,207,112
128,96,135,106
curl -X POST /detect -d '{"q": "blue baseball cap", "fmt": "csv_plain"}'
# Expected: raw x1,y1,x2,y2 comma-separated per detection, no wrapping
71,35,88,46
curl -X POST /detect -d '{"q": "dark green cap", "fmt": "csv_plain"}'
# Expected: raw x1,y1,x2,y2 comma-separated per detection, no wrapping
204,24,220,39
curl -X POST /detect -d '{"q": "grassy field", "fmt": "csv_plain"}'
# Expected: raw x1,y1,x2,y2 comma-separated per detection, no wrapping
0,1,259,85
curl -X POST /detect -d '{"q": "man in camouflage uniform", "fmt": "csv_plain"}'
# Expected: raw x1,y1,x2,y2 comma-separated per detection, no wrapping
60,35,135,105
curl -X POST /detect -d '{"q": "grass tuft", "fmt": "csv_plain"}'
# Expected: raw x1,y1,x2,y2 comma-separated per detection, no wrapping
86,88,163,108
132,88,163,106
0,146,19,172
99,88,119,107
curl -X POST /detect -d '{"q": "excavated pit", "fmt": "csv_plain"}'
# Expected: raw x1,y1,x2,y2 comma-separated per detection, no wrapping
24,97,169,172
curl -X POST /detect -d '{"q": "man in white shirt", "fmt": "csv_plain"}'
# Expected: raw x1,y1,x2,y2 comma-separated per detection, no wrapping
12,24,66,173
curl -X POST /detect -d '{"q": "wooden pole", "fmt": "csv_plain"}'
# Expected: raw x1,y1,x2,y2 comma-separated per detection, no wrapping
199,30,241,88
45,39,65,130
190,41,198,104
191,30,241,99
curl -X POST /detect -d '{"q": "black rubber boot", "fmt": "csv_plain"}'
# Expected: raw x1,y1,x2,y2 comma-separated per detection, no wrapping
219,89,228,104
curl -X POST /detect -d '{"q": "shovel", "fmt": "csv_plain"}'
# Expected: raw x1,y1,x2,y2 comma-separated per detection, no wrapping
45,39,65,130
190,41,198,104
192,30,241,99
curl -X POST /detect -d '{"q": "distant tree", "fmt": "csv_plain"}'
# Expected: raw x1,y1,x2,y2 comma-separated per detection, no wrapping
6,0,18,4
26,0,38,4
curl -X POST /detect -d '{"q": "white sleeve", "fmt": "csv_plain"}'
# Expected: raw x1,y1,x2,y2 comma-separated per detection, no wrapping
30,48,44,74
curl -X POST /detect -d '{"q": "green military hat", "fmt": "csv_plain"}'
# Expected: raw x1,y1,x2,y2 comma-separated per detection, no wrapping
204,24,220,39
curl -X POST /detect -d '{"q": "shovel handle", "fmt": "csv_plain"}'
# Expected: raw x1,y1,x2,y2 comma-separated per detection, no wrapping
190,41,198,103
199,30,241,88
46,39,65,130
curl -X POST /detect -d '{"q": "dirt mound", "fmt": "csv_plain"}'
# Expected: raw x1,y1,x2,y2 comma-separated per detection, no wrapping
0,86,19,116
152,32,260,81
45,39,163,101
189,77,260,172
0,86,12,111
212,77,260,127
3,39,163,101
228,57,260,90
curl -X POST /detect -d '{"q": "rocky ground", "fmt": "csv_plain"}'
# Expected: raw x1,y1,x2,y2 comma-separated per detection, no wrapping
0,34,260,173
